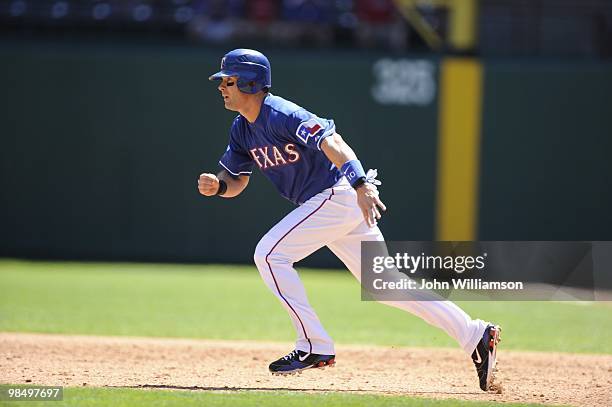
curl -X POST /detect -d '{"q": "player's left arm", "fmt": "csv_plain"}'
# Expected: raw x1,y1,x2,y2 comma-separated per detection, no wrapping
321,133,386,227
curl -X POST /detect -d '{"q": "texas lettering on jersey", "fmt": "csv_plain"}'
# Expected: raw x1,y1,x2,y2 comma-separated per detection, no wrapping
250,143,300,170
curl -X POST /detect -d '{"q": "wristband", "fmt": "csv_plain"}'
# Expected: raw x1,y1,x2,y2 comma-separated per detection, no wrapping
340,159,366,188
216,180,228,196
352,177,367,189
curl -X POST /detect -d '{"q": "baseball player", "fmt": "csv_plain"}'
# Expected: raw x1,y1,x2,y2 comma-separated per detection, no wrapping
199,48,501,391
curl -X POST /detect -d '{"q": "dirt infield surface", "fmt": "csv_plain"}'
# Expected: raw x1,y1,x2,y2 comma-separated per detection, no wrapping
1,333,610,406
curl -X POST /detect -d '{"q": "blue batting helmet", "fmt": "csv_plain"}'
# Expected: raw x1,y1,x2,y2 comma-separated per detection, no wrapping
208,49,271,94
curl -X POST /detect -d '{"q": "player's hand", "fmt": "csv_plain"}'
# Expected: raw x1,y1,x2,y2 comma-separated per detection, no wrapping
356,183,386,228
198,173,220,196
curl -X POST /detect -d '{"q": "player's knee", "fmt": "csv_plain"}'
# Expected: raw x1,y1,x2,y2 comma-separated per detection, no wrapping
253,238,279,290
254,236,292,268
253,237,272,269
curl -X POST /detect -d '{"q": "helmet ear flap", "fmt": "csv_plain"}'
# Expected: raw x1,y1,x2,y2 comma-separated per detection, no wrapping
237,79,262,94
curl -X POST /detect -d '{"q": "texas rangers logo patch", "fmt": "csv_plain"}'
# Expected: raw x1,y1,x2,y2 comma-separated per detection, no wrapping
296,118,325,144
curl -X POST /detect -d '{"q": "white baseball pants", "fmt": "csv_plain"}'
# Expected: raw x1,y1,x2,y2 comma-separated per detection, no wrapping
253,179,487,356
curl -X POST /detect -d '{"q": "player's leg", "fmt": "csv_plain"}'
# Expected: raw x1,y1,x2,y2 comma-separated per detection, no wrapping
253,186,362,372
327,219,501,390
326,220,488,355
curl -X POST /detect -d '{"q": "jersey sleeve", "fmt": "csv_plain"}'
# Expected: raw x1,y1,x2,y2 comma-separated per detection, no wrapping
218,119,254,177
285,109,336,151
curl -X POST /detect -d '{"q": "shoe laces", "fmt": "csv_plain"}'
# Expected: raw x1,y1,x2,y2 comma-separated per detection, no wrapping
282,350,299,361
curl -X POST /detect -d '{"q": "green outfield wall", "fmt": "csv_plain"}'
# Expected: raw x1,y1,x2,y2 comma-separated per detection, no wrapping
0,41,610,266
479,61,612,240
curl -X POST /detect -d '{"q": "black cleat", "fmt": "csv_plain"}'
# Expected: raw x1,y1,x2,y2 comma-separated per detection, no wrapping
269,350,335,375
471,324,502,391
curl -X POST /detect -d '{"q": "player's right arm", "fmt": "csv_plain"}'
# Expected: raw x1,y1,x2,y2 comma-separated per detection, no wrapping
203,117,253,198
198,170,249,198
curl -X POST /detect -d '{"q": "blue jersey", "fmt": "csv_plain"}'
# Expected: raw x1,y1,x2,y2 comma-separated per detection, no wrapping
218,94,343,205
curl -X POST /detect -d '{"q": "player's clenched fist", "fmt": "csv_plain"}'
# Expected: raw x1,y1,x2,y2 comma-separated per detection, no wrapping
198,173,220,196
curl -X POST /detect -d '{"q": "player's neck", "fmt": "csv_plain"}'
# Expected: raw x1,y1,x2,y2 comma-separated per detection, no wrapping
240,93,267,124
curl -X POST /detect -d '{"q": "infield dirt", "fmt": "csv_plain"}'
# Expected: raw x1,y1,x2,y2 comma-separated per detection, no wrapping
1,333,610,406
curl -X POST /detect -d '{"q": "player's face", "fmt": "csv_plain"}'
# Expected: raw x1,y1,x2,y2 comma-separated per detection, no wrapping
217,76,247,111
